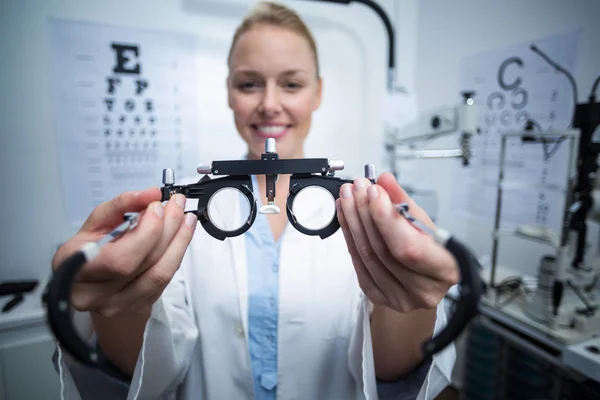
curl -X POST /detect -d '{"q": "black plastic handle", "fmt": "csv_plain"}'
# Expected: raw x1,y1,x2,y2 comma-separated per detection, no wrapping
43,251,108,367
44,251,134,382
421,236,482,358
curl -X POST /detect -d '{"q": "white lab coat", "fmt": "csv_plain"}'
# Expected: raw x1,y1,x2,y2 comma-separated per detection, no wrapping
54,177,456,400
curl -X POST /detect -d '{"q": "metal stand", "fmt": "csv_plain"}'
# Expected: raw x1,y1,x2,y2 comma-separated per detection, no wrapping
489,130,580,288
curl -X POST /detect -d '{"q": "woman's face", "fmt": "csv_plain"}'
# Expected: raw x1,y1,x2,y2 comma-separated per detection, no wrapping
227,24,322,160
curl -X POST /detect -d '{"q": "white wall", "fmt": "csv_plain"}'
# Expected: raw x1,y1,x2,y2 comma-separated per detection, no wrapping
3,0,597,396
402,0,600,277
2,0,597,312
0,0,418,282
0,3,421,396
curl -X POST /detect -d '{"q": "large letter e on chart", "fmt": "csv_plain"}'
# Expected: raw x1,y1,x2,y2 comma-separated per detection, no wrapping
111,43,141,75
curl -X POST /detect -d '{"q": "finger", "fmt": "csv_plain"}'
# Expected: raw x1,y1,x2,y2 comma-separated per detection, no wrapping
81,187,162,233
71,279,122,313
52,188,163,271
354,177,452,310
339,182,413,309
75,201,166,282
137,194,187,272
336,198,387,305
376,172,434,229
353,178,405,270
367,184,458,284
349,178,423,311
382,262,452,310
105,212,198,316
71,205,193,314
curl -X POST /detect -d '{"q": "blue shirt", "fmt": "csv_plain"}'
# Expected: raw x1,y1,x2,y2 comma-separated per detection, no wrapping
245,175,282,399
243,175,432,400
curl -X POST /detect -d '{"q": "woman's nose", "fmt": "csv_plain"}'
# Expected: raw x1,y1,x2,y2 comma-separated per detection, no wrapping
258,84,282,116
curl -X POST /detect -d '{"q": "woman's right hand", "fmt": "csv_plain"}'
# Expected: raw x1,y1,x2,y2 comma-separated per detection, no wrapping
51,187,198,318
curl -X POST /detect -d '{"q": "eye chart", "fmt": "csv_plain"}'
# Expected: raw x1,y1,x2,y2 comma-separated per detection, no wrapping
452,31,580,234
50,19,199,225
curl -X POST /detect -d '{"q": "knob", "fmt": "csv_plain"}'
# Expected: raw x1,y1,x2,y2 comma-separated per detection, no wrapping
162,168,175,186
265,138,276,154
328,160,344,171
196,163,212,175
364,164,377,183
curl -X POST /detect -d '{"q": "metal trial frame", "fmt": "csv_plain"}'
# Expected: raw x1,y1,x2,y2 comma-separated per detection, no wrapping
489,129,581,288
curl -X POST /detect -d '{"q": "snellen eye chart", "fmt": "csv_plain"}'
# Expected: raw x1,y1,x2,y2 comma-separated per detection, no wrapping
50,19,199,225
453,31,580,233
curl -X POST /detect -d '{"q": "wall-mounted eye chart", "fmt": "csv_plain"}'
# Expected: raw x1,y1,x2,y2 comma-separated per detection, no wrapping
452,31,580,234
50,19,199,225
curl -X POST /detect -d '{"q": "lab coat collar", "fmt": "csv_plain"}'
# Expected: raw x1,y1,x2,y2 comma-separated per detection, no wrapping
207,172,334,337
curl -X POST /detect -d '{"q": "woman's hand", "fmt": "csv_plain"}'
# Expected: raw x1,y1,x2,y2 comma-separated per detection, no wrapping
336,172,459,313
51,188,198,318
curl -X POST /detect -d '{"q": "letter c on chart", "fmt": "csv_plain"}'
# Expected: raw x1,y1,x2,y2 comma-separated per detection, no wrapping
497,57,524,91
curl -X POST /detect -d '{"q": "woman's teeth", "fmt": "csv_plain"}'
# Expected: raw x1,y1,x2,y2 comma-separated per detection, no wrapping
257,126,286,134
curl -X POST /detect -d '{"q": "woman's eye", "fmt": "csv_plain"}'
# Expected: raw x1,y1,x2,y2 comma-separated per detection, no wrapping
238,82,259,90
285,82,302,90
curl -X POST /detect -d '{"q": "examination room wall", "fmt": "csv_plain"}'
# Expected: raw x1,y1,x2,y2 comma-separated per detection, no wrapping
0,1,419,397
402,0,600,279
0,0,418,283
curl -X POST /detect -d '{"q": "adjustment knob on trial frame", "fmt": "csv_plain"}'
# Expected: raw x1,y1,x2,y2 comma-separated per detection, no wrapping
197,163,213,175
163,168,175,186
265,138,276,154
364,164,376,183
328,160,345,172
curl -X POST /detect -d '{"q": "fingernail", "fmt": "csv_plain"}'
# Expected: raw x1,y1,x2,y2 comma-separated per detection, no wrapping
134,188,152,197
341,185,352,199
353,178,366,192
153,202,164,217
174,194,186,209
367,185,378,201
185,212,197,227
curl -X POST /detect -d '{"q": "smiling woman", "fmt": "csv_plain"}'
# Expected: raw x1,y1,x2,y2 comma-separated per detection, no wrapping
50,2,458,400
226,2,323,161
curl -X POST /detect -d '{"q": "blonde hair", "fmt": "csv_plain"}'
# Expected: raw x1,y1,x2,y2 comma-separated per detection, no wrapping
227,1,320,77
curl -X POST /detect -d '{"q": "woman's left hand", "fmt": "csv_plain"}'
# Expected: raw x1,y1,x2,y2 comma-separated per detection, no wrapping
336,172,459,313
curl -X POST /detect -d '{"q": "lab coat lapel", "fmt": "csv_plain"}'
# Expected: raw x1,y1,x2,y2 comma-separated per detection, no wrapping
230,228,249,336
279,188,332,325
211,186,249,336
212,180,339,341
